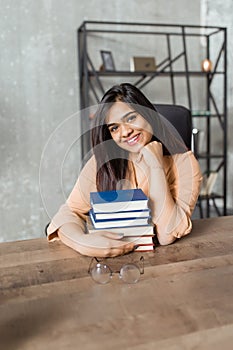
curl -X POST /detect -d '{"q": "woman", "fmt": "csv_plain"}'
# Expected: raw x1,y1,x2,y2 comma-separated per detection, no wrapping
46,83,202,257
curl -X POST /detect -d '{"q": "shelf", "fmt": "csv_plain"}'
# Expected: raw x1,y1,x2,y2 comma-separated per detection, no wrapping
192,110,211,116
78,21,227,218
197,154,225,159
199,193,223,200
88,70,224,77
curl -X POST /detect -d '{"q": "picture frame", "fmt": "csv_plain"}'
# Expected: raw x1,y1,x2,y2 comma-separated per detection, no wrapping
100,50,116,71
130,56,156,72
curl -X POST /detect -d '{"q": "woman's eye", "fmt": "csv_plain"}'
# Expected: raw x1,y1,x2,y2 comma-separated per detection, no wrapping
126,114,137,123
109,125,118,133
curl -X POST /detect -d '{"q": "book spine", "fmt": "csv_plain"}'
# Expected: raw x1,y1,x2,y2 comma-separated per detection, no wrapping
93,209,150,220
134,245,155,252
122,235,154,245
91,220,150,229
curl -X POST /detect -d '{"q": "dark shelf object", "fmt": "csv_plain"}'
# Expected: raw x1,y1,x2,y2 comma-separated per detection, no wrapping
77,21,227,218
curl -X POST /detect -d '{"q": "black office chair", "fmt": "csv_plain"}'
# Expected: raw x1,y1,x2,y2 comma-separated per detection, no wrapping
154,104,192,150
154,103,223,219
154,104,206,218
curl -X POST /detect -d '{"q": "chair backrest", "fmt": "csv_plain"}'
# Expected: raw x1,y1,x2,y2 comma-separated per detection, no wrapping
154,104,192,150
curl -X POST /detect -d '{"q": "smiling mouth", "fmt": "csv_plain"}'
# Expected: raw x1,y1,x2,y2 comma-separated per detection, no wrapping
126,134,141,145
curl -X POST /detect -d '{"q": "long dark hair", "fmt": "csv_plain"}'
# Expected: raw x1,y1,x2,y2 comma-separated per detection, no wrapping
91,83,186,191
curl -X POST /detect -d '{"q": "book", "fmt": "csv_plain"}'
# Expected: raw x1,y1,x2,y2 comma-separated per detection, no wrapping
91,208,151,220
191,110,211,116
89,209,150,229
122,235,154,245
134,245,155,252
90,189,149,213
88,188,155,251
87,218,155,252
200,171,218,196
87,218,154,237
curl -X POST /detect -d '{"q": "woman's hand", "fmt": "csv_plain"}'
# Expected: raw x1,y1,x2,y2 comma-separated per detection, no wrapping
138,141,164,168
58,223,135,258
78,230,135,257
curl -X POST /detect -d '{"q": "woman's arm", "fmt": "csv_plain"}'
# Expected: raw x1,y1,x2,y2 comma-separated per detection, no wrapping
46,156,134,257
47,203,135,257
57,222,134,258
139,141,202,245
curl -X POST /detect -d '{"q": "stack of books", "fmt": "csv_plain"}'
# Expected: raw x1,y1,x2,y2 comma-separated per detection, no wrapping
87,189,155,252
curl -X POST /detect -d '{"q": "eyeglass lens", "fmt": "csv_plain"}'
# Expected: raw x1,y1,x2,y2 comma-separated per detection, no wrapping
90,262,141,284
119,264,141,284
90,263,112,284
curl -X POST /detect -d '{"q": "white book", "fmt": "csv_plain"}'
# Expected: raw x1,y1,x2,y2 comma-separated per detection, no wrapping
122,235,154,245
92,209,150,220
87,218,154,237
90,210,150,229
134,245,155,252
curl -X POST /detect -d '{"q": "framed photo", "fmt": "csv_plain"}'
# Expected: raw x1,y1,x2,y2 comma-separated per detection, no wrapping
130,56,156,72
100,50,116,71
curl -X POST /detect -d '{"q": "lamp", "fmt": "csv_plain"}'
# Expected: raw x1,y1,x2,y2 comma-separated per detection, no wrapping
201,59,212,72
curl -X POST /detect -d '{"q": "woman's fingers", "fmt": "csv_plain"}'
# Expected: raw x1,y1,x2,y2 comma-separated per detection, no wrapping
140,141,163,166
79,241,135,258
75,231,135,257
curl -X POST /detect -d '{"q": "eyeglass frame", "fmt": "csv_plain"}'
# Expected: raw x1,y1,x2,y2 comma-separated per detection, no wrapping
88,256,144,284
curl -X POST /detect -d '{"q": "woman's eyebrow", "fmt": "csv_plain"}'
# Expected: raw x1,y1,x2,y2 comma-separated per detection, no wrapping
107,111,136,127
107,122,117,128
121,111,136,122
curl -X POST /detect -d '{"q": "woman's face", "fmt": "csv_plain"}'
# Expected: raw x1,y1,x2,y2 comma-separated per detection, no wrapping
106,101,153,153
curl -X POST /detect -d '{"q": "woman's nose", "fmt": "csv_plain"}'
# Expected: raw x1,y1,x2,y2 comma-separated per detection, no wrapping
121,123,133,137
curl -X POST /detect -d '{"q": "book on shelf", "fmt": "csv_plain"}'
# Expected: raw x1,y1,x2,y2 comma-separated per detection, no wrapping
200,171,218,196
90,188,149,213
89,209,151,229
192,110,211,116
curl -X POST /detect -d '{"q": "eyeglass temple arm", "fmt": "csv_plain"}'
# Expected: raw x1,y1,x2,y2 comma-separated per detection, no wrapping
140,256,144,274
88,257,99,274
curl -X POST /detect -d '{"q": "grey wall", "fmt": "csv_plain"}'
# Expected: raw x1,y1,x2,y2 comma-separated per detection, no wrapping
0,0,232,242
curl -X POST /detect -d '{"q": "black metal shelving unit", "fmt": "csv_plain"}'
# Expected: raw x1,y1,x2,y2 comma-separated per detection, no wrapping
77,21,227,218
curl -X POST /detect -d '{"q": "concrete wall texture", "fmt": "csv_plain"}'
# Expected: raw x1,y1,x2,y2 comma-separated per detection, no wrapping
0,0,232,242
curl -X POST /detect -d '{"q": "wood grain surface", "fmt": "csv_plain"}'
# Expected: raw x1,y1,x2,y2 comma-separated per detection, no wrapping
1,216,233,350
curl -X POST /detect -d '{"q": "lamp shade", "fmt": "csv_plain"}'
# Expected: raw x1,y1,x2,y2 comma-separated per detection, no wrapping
201,59,212,72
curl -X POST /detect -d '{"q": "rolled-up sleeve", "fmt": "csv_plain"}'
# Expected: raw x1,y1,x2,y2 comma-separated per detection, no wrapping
47,156,97,241
161,150,203,239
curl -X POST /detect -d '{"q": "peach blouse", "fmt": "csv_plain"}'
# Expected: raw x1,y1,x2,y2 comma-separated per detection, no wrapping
47,148,202,244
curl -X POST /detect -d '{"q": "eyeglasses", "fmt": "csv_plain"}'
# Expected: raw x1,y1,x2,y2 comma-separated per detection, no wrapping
88,256,144,284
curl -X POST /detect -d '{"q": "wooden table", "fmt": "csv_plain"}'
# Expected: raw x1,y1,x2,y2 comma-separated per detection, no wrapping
1,216,233,350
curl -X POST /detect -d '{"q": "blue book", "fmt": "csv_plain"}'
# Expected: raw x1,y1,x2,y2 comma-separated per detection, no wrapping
90,189,149,213
87,218,154,236
91,208,151,220
89,209,150,229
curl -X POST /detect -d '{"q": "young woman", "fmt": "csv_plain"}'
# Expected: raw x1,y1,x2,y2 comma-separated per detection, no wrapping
46,83,202,257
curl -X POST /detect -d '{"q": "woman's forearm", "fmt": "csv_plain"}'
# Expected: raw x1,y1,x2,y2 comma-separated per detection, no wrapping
139,142,194,245
58,222,135,257
58,222,87,252
148,166,190,245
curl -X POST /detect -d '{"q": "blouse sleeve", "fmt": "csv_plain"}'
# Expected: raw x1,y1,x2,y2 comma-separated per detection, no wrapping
46,156,97,241
162,151,203,237
137,141,203,243
165,151,202,206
